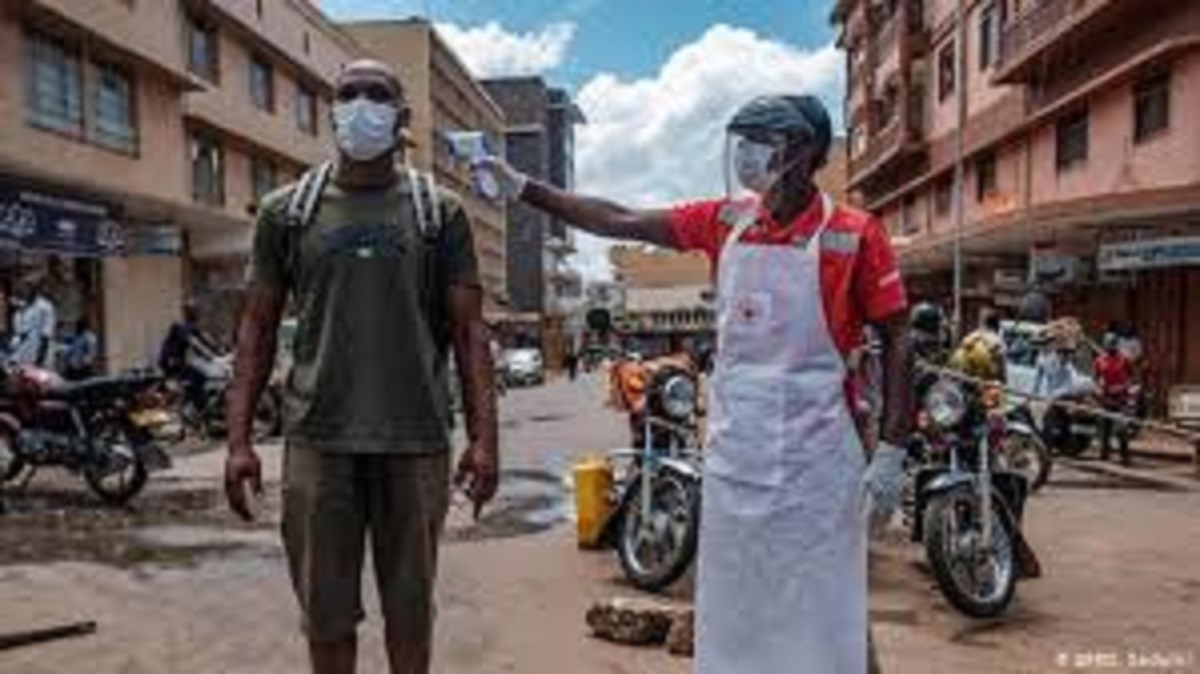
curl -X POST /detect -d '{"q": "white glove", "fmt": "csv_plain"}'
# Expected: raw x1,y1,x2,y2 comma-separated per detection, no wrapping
862,442,907,539
472,155,529,201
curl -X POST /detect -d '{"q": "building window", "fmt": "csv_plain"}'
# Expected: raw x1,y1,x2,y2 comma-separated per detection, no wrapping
251,156,277,200
91,62,136,153
303,31,312,55
979,3,999,70
1134,68,1171,143
295,84,318,135
935,175,953,216
26,31,83,134
255,0,264,19
250,55,274,112
191,133,224,205
188,16,219,83
975,151,997,202
1056,108,1089,171
938,41,957,102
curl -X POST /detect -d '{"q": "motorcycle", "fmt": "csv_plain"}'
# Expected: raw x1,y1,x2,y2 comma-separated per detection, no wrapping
165,352,280,442
909,372,1042,618
601,362,703,592
0,365,171,505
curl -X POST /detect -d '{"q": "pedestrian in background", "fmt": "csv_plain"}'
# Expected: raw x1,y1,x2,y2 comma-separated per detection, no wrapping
63,317,99,380
224,60,498,674
1096,332,1135,466
8,276,57,369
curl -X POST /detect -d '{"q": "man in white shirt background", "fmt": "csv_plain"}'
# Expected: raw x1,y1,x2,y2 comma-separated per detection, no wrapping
8,275,57,369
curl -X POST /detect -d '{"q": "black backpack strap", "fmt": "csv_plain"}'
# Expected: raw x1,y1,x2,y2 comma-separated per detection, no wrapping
283,161,334,286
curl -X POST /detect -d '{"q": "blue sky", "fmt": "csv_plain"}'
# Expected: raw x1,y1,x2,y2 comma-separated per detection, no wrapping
320,1,847,279
321,0,839,90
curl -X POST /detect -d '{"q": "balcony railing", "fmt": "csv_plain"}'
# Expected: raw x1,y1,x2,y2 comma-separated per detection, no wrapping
997,0,1117,78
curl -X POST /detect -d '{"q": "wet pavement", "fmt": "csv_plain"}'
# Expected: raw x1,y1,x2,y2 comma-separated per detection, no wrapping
1,374,1199,673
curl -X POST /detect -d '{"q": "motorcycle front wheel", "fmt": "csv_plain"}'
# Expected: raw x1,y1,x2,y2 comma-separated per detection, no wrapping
83,431,148,506
617,472,701,593
923,485,1017,618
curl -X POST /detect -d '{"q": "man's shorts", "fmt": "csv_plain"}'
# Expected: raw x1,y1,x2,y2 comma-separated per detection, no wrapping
281,446,451,643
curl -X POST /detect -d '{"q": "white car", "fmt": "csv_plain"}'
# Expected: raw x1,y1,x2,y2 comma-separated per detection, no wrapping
503,348,545,387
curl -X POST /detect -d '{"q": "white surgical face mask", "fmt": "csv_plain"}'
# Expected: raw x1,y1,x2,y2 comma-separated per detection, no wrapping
333,97,399,162
733,138,779,194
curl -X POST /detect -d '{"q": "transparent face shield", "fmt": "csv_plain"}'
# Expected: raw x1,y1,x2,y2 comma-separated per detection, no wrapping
723,130,812,204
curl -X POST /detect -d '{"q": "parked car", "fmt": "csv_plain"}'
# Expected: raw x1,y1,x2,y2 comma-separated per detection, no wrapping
503,348,545,387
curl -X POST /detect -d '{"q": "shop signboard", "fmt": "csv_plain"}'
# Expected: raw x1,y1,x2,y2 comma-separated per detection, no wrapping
124,225,183,256
0,179,124,256
1097,236,1200,272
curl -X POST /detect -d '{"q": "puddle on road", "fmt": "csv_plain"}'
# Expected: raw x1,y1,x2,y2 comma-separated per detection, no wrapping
527,413,567,424
0,482,279,569
446,468,571,543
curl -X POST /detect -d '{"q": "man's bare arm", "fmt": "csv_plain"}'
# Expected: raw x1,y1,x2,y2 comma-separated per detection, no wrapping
449,284,497,448
227,287,285,449
877,313,916,447
521,179,676,247
448,283,499,514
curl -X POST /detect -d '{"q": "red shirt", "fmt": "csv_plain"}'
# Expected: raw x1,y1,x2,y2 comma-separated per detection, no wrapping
1094,352,1134,396
668,196,908,357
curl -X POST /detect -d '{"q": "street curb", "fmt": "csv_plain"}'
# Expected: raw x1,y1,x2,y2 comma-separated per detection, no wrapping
1058,458,1198,493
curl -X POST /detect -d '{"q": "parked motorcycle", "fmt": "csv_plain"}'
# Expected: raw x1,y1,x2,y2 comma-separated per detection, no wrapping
909,373,1042,618
0,365,171,505
165,352,280,442
602,363,703,592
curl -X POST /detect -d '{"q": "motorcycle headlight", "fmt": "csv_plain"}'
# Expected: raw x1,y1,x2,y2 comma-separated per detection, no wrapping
925,380,967,428
660,375,697,420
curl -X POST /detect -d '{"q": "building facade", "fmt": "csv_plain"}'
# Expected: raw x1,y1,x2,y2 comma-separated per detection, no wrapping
0,0,357,371
835,0,1200,404
341,19,509,315
480,76,585,363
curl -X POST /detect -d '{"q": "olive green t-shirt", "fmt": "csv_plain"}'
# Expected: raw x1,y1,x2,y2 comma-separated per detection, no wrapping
249,171,479,454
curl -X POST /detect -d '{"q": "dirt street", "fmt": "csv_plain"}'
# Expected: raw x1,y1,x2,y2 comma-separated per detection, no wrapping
1,373,1198,673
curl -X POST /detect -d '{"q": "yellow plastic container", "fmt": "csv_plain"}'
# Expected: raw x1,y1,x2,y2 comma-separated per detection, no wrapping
573,459,614,549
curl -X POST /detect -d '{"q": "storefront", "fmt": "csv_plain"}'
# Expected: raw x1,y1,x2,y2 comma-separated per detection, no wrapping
0,174,184,373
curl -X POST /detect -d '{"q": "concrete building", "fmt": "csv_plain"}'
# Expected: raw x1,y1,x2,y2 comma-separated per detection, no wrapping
479,76,586,363
340,19,509,315
834,0,1200,403
0,0,357,371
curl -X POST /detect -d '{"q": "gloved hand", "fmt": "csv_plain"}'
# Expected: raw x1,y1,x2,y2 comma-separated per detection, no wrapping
472,155,529,201
862,442,908,539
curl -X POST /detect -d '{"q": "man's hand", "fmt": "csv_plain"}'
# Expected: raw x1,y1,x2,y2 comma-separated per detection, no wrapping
454,441,499,520
225,444,263,522
472,156,529,201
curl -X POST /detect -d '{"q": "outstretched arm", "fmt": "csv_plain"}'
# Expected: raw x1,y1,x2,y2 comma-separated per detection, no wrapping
479,157,677,248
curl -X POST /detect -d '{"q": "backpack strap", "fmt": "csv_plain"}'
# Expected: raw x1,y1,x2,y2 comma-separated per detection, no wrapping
284,161,334,286
406,165,449,353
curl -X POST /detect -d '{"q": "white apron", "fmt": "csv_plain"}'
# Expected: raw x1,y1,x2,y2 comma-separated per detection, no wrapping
696,193,868,674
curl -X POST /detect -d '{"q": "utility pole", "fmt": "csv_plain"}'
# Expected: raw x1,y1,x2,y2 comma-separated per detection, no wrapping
951,0,968,341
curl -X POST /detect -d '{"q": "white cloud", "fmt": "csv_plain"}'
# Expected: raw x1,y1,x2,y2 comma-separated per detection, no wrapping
434,21,576,78
570,25,844,281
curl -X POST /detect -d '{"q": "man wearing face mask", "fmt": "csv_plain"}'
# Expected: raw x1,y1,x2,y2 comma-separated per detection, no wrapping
477,94,913,673
225,60,498,674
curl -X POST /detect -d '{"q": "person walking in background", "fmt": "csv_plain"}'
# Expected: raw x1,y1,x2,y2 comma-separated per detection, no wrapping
8,276,57,369
63,317,99,380
224,60,499,674
565,347,579,381
1096,332,1136,466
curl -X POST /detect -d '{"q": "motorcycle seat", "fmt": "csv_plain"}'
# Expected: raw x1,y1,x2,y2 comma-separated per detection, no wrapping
45,373,161,401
